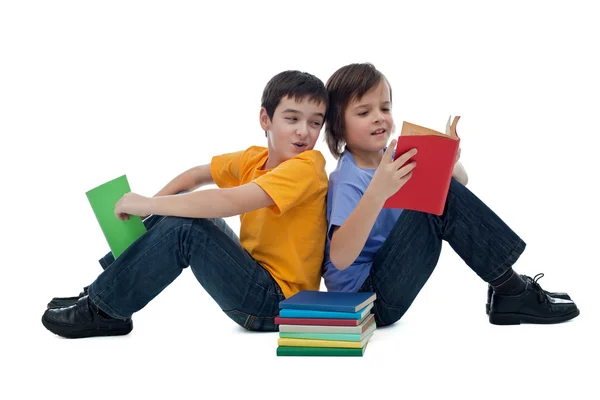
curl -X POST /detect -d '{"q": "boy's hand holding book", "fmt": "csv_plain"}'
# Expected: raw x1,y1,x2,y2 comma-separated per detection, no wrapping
367,140,417,204
86,175,148,259
383,116,462,215
114,192,151,221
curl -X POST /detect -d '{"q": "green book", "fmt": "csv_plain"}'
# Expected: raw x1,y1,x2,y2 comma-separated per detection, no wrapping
85,175,147,259
278,322,376,342
276,345,368,357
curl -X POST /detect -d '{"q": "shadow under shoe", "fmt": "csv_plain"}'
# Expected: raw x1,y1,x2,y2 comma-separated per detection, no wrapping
42,295,133,338
47,286,89,309
486,274,571,315
489,274,579,325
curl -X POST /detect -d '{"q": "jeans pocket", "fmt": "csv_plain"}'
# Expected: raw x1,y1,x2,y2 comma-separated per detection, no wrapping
223,309,278,332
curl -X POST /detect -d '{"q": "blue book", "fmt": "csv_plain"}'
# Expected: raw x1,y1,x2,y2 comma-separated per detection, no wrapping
279,303,373,320
279,290,376,313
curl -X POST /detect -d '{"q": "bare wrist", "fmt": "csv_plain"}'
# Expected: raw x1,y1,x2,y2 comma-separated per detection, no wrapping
363,187,387,208
145,196,159,216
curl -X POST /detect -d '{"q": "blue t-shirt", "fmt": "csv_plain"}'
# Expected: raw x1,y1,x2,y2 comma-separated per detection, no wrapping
323,149,403,292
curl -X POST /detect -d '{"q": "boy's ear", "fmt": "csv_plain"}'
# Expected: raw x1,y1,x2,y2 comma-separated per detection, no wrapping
259,107,271,132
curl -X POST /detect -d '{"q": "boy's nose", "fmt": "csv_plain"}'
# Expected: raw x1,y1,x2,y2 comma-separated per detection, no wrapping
296,123,309,136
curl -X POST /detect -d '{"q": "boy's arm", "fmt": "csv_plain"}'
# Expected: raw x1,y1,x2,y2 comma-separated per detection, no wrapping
329,190,386,271
153,164,214,197
451,148,468,185
115,183,274,220
452,161,468,185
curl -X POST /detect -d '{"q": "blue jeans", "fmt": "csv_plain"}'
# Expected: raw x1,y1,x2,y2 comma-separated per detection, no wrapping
359,179,526,326
88,215,285,332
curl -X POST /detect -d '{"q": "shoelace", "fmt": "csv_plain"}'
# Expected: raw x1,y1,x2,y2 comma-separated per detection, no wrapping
528,273,549,304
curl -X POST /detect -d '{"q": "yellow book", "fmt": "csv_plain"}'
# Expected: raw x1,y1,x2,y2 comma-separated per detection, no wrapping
277,333,372,349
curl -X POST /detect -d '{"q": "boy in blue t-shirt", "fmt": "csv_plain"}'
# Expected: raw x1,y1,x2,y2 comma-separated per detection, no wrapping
322,63,578,326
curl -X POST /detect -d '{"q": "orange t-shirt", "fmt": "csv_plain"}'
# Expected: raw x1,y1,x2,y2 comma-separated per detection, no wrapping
210,146,328,298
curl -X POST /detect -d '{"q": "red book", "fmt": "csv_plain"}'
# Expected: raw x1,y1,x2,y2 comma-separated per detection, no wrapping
383,116,461,215
274,313,371,326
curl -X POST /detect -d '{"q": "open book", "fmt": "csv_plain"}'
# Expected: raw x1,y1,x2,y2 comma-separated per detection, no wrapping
383,116,461,215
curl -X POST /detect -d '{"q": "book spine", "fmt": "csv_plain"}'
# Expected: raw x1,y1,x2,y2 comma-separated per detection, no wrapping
279,303,356,313
278,324,363,334
279,309,363,319
435,140,460,215
274,317,359,326
276,346,363,357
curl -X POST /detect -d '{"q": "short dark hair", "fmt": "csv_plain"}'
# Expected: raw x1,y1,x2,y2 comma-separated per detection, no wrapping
261,71,328,120
325,63,392,159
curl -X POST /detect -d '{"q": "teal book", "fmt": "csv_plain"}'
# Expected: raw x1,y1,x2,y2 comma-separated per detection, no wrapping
278,303,373,320
86,175,147,259
279,290,376,313
276,345,368,357
279,322,376,342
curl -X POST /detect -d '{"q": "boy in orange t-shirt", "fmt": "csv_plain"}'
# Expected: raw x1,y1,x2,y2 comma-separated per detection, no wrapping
42,71,329,338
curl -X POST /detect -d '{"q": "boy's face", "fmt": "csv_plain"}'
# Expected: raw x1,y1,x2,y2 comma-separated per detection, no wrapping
344,79,393,154
260,96,326,166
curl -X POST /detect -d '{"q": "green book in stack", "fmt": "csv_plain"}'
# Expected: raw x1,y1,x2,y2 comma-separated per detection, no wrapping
276,344,369,357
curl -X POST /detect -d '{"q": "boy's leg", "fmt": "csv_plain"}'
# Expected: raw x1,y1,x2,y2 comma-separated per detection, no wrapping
360,178,578,326
98,214,167,269
42,216,285,337
47,214,168,309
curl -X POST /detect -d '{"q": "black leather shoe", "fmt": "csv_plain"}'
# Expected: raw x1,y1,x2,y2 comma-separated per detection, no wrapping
489,274,579,325
486,274,571,314
47,286,89,309
42,295,133,338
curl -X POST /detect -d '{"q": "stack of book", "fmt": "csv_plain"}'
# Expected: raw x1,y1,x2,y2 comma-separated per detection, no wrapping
275,290,377,357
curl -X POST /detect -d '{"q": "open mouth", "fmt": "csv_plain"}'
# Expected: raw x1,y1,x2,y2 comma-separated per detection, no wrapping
293,142,307,148
371,128,386,136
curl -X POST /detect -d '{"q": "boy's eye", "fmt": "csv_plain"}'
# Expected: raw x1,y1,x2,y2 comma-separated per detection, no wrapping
358,111,368,116
285,117,298,121
312,121,322,126
382,108,391,112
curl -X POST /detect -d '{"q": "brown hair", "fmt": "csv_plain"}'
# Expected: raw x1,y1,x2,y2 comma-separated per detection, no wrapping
261,70,328,120
325,63,392,159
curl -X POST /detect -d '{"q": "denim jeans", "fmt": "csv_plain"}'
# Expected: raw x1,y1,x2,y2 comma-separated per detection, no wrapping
88,214,285,332
359,178,526,326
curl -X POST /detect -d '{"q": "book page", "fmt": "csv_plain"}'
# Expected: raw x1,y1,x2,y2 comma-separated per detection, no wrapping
401,115,460,140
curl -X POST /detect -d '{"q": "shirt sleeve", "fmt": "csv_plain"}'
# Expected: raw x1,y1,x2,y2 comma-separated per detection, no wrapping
327,178,364,240
253,152,325,216
210,150,245,188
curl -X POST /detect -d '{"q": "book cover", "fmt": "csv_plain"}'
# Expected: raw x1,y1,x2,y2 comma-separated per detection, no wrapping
276,345,368,357
383,115,461,216
279,290,376,313
278,303,373,320
278,314,375,334
274,312,371,326
279,321,376,342
85,175,147,259
278,333,372,349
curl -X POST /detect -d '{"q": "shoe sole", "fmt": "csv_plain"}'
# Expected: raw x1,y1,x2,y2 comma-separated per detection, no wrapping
489,308,580,325
41,315,133,338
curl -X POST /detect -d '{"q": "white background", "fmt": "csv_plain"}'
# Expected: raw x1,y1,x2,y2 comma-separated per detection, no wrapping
1,1,599,399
